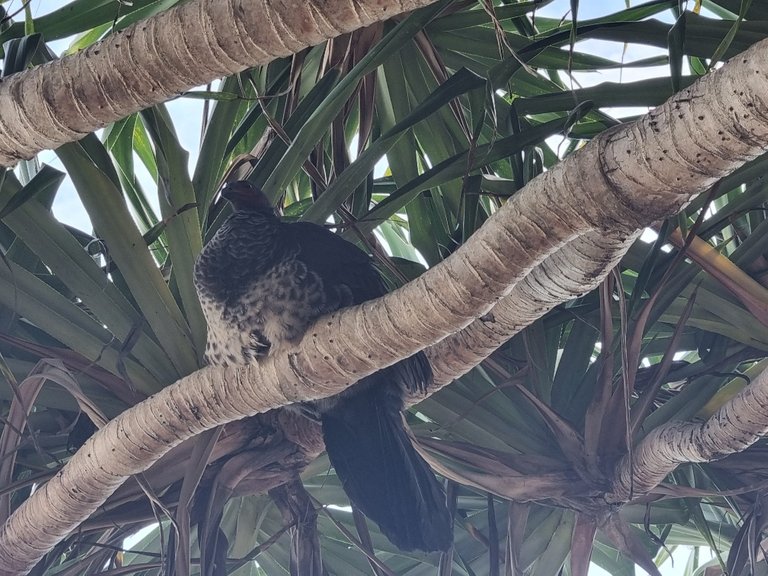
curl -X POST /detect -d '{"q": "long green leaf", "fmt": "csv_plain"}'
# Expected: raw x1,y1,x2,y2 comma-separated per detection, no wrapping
57,140,199,377
1,174,177,386
141,105,207,357
302,68,485,223
0,259,157,386
358,116,580,234
262,0,452,197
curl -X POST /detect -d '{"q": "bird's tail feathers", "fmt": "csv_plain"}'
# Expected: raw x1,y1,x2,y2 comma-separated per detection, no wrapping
320,374,452,552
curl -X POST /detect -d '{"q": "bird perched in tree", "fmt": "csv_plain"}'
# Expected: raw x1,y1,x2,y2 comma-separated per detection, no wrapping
194,180,452,552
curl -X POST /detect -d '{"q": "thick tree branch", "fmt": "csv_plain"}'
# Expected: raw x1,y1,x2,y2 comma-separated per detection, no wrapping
423,230,639,392
0,0,443,166
4,35,768,575
0,162,583,572
608,364,768,501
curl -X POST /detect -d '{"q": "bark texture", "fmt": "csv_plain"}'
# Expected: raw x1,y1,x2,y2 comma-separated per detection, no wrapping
609,364,768,501
5,27,768,576
423,230,639,393
0,0,440,165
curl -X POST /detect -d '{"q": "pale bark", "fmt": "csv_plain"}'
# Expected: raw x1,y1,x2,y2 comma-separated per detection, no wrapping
608,364,768,502
0,0,442,166
423,230,639,392
4,36,768,571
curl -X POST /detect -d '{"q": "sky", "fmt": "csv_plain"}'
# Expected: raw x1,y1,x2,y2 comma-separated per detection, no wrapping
11,0,719,574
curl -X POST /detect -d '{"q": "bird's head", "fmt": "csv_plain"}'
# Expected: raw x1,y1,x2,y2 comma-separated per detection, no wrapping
221,181,274,213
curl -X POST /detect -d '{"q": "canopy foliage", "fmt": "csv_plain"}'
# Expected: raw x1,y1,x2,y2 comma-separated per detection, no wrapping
2,0,768,574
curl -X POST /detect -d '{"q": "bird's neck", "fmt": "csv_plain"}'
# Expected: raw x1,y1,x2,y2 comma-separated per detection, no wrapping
195,210,285,301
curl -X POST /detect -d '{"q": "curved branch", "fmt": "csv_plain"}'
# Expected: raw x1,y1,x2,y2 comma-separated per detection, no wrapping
608,364,768,501
422,230,639,393
0,168,583,572
4,35,768,573
0,0,442,166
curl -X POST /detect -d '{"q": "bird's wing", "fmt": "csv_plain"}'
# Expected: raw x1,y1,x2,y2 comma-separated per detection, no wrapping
286,222,387,304
286,221,432,393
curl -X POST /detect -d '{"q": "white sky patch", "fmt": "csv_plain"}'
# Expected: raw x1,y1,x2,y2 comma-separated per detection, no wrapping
640,228,660,244
349,133,389,177
123,522,159,549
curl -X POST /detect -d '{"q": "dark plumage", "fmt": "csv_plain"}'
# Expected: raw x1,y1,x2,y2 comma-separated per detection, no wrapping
194,181,452,552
